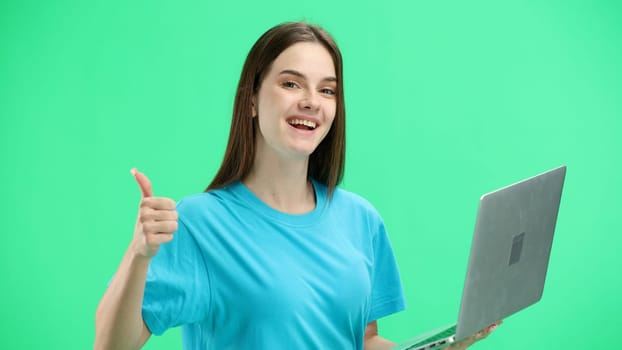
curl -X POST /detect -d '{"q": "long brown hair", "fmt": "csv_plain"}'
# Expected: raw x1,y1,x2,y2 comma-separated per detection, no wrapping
206,22,346,196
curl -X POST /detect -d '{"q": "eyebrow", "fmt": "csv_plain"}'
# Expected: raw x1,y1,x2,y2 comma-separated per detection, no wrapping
279,69,337,83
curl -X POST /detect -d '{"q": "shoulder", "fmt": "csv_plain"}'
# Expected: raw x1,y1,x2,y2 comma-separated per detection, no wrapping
331,187,376,210
175,185,241,218
331,187,378,213
327,186,384,223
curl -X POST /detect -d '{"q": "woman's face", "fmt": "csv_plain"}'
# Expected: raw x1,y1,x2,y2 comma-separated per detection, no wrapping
253,42,337,161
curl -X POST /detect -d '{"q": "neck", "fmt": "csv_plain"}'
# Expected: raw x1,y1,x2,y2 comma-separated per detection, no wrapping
243,145,315,214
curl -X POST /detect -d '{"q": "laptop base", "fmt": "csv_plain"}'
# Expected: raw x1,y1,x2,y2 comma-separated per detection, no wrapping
393,324,456,350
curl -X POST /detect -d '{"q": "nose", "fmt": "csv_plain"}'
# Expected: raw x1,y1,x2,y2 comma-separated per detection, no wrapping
298,90,320,111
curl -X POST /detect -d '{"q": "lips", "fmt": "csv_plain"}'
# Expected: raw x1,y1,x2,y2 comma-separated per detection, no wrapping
286,116,319,131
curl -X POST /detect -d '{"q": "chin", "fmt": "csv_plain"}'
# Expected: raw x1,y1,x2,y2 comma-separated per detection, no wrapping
287,147,317,159
286,141,320,156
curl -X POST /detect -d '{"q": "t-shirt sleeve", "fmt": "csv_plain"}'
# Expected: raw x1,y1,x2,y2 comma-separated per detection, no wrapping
368,219,407,322
142,213,211,335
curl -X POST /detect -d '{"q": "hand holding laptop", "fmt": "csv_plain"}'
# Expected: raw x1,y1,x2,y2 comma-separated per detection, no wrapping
446,321,502,350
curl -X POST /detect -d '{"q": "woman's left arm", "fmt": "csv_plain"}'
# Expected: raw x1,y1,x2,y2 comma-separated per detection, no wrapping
364,321,396,350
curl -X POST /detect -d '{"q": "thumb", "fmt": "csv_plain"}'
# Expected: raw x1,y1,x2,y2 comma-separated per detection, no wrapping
130,168,153,198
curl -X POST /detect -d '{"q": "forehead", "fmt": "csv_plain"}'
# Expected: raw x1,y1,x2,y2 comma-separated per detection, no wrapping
268,42,336,78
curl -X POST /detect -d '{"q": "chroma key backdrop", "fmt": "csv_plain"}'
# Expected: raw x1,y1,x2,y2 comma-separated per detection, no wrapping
1,0,620,348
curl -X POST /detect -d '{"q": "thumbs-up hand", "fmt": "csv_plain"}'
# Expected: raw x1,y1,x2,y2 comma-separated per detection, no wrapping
130,168,178,258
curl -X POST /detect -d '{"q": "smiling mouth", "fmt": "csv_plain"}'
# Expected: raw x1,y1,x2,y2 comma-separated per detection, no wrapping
287,118,317,130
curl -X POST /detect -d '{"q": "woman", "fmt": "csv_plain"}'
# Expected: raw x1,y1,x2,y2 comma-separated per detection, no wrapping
95,22,497,349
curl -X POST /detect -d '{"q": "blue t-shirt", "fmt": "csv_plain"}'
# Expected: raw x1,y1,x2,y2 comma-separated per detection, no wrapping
142,180,406,349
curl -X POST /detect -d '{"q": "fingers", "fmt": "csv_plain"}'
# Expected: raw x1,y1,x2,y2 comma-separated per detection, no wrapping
129,168,178,258
473,321,501,341
131,168,153,198
140,197,177,210
475,329,488,340
139,207,179,221
143,232,175,247
487,321,501,332
451,321,502,349
142,220,178,235
138,199,178,232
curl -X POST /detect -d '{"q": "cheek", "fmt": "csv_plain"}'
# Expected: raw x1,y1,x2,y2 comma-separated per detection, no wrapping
257,89,289,116
326,101,337,123
322,108,337,136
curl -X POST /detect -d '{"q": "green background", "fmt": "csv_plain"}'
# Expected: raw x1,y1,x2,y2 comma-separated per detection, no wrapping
1,0,620,348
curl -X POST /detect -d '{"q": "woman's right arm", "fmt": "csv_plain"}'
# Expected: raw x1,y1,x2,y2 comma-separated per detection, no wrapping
94,169,178,350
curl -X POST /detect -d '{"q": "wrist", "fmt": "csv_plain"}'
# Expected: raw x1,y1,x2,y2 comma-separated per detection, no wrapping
128,239,155,267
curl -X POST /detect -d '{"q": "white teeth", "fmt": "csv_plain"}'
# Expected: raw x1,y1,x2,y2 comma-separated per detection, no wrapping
288,119,317,129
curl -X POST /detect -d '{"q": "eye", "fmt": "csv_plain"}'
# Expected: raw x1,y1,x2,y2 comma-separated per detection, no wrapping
281,81,299,89
320,87,336,96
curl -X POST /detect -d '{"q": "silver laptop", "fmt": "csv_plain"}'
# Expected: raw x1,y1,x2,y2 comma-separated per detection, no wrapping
393,166,567,350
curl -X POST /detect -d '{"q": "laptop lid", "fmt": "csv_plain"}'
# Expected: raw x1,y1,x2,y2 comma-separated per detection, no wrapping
455,166,566,340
